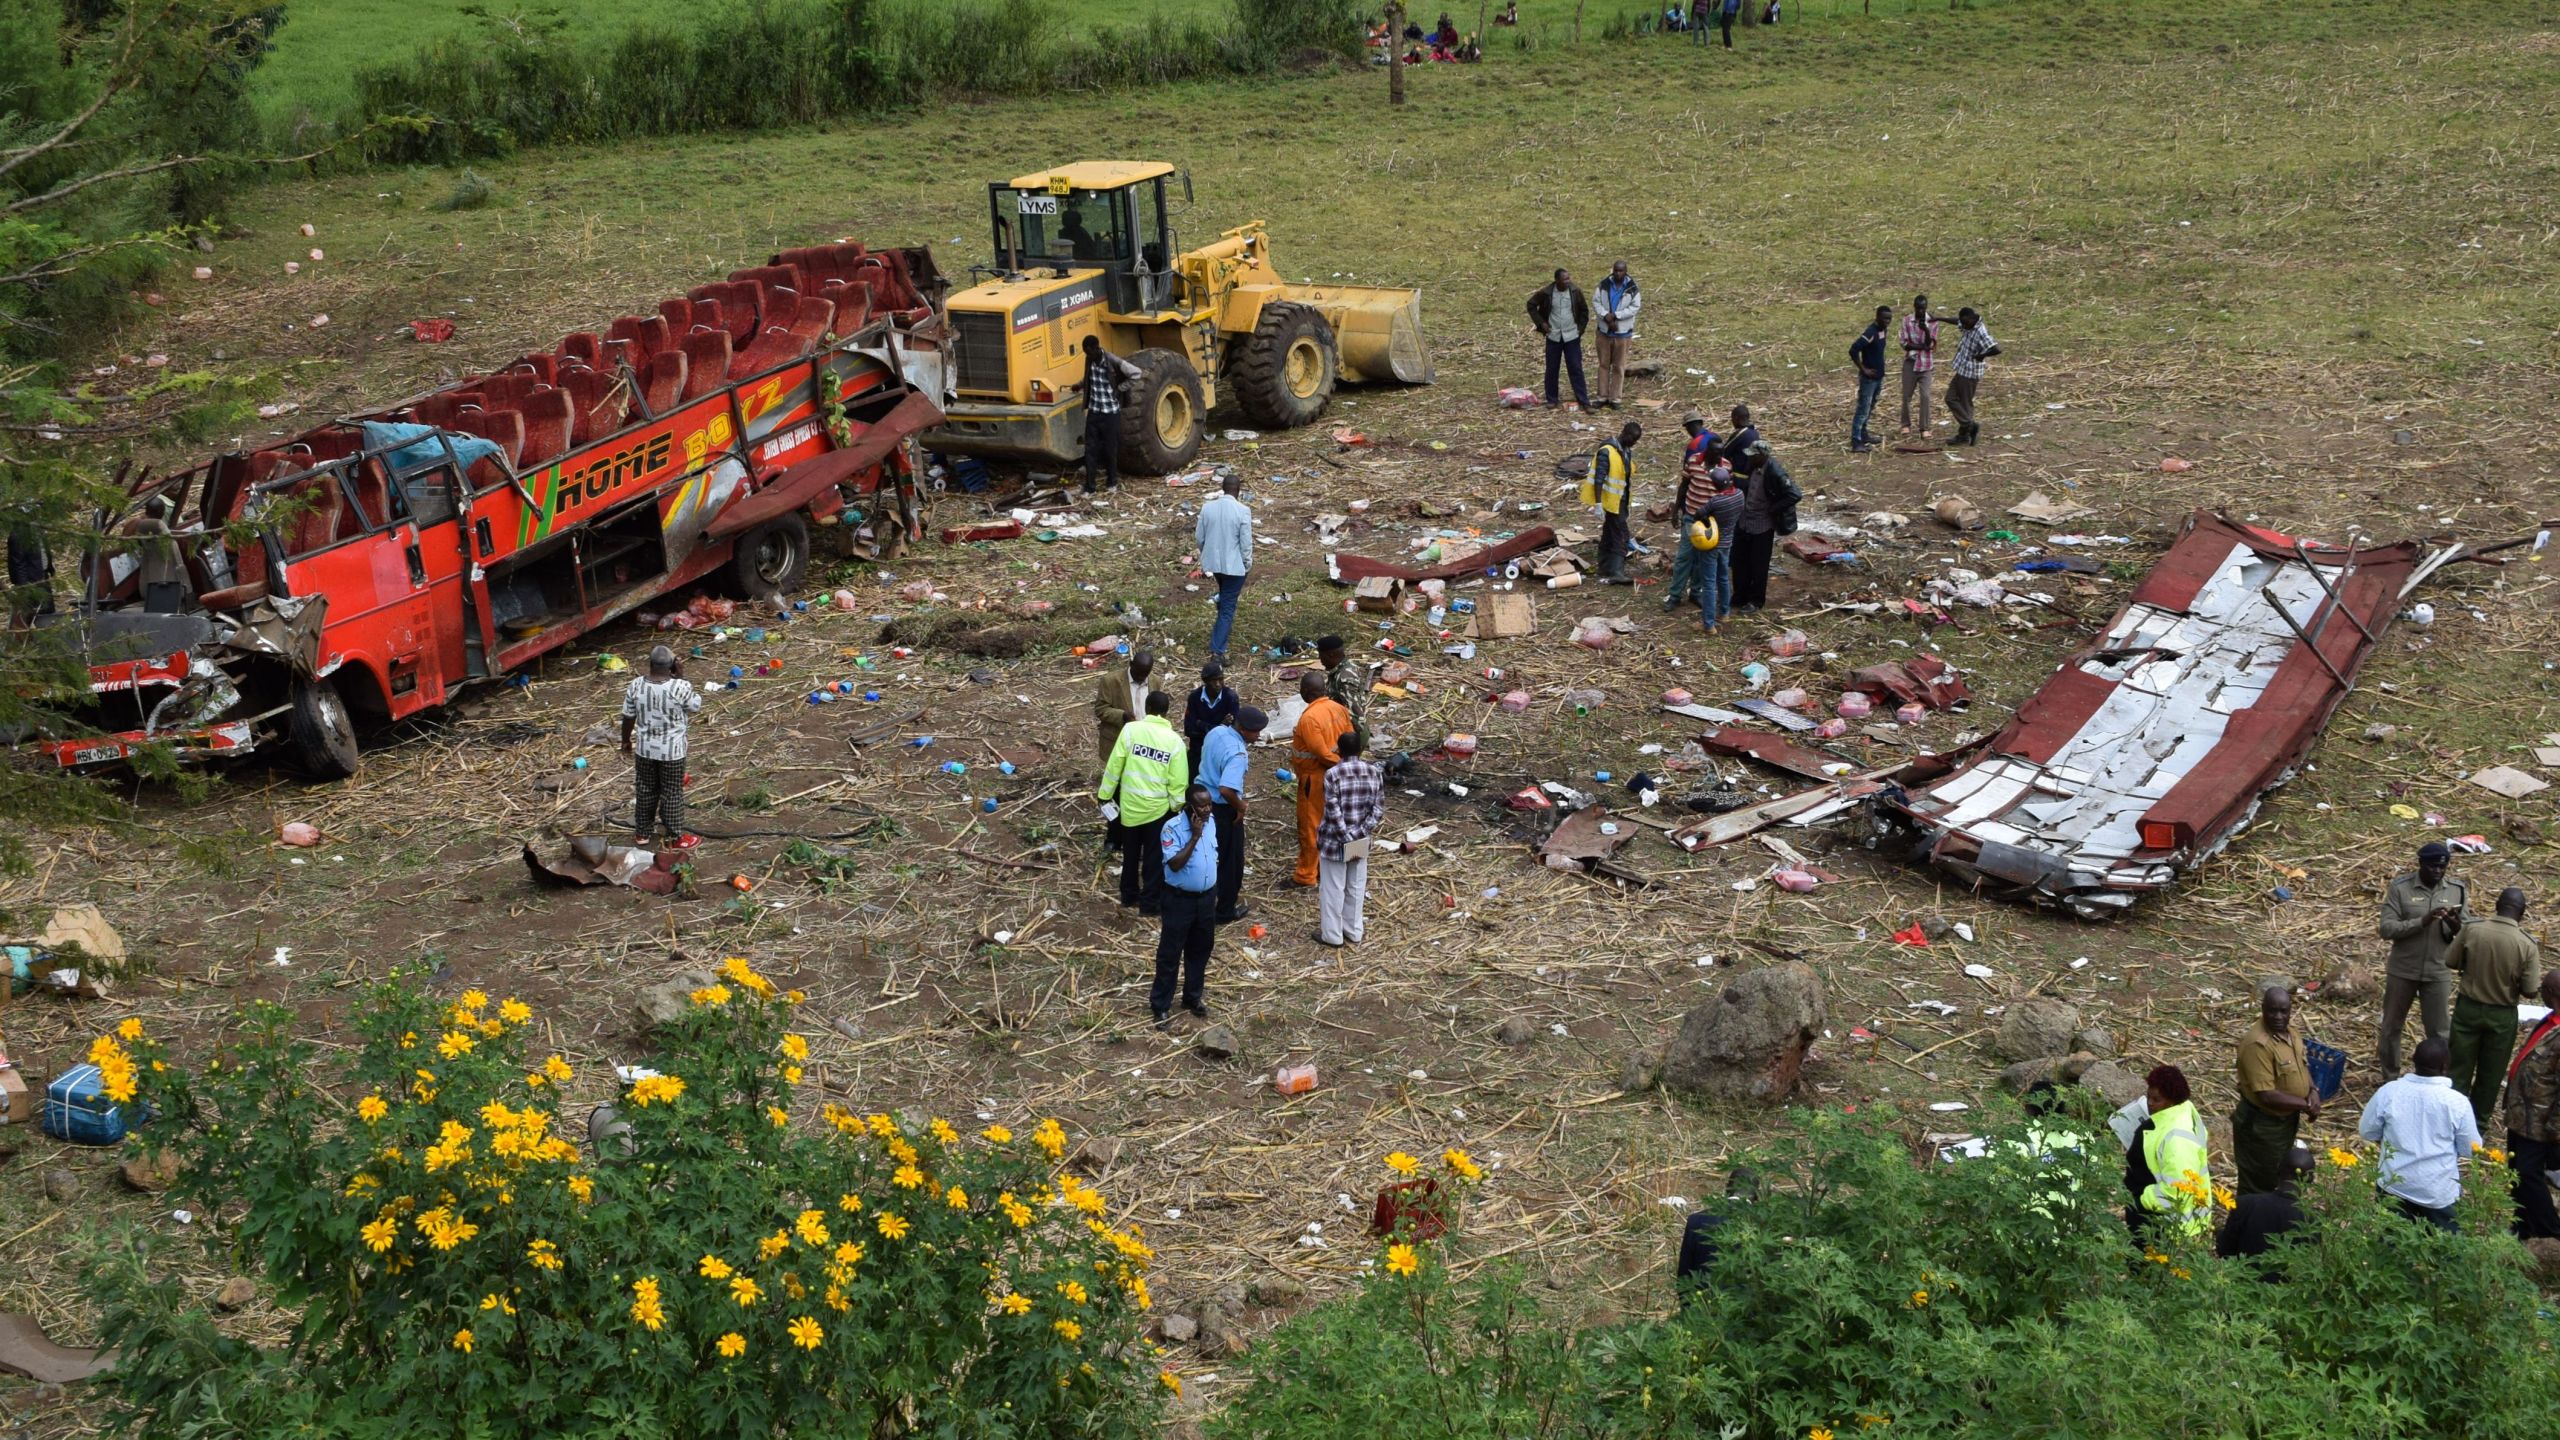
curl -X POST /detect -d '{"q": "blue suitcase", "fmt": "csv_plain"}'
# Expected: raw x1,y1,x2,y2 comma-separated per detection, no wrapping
42,1063,134,1145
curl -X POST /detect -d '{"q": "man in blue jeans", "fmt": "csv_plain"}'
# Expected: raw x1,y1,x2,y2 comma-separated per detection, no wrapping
1849,305,1888,451
1525,269,1592,410
1719,0,1739,47
1696,463,1745,632
1193,472,1254,658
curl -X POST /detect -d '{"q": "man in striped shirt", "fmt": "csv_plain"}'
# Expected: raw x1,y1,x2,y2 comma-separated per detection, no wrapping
1315,731,1385,948
1898,294,1939,439
621,645,703,850
1077,335,1142,494
1944,307,2001,447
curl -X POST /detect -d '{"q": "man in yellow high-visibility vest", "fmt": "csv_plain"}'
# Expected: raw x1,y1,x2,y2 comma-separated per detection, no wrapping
1096,691,1188,915
1592,420,1640,584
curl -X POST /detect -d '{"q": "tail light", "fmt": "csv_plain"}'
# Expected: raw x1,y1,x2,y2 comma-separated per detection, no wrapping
1028,379,1054,404
2139,820,2184,852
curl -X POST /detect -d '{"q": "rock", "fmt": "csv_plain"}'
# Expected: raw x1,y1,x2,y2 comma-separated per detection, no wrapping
1158,1313,1199,1343
2392,428,2416,446
2056,1051,2101,1083
2361,723,2397,742
2076,1060,2145,1108
1068,1136,1124,1171
2316,965,2377,1003
213,1277,256,1312
2071,1027,2117,1060
1495,1016,1537,1047
1196,1312,1249,1358
1193,1025,1239,1061
1248,1274,1308,1306
2506,816,2545,848
1660,962,1826,1102
43,1168,78,1203
2525,1237,2560,1284
635,969,720,1030
1995,998,2081,1063
1918,915,1955,941
119,1150,181,1193
1619,1046,1663,1093
2000,1057,2058,1093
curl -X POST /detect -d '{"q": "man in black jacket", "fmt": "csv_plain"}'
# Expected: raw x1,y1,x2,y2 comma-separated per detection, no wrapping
1525,269,1592,411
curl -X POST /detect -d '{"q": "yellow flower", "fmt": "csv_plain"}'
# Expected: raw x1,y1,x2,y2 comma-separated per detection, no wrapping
527,1238,563,1272
1000,1292,1033,1315
1857,1417,1891,1430
767,1106,790,1130
886,1136,919,1166
796,1210,830,1247
2212,1184,2236,1211
982,1123,1013,1144
1002,1194,1034,1229
730,1276,762,1308
1053,1318,1083,1341
452,1327,474,1354
1810,1429,1835,1440
717,1331,746,1359
833,1241,865,1267
699,1254,734,1280
1443,1148,1484,1182
1058,1280,1089,1305
2171,1267,2192,1280
1385,1243,1420,1277
567,1175,594,1203
1911,1289,1930,1307
459,989,489,1011
780,1033,811,1062
945,1186,970,1211
1385,1151,1420,1176
1033,1118,1067,1159
437,1031,475,1059
1160,1370,1183,1396
877,1212,909,1240
759,1231,791,1261
689,984,732,1007
929,1118,960,1146
837,1193,864,1214
865,1112,899,1138
782,1066,804,1086
116,1018,144,1042
361,1215,397,1253
630,1276,665,1331
2328,1147,2361,1169
893,1164,925,1190
543,1056,573,1084
788,1315,824,1350
499,998,531,1024
628,1075,685,1107
478,1017,504,1039
357,1094,389,1123
786,989,806,1004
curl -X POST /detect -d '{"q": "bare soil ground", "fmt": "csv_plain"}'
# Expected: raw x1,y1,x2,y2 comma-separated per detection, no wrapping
6,2,2560,1430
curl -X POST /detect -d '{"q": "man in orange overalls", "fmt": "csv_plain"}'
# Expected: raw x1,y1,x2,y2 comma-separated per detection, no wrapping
1288,671,1353,889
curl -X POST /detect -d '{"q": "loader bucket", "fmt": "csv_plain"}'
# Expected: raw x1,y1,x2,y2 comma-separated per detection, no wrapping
1279,283,1435,386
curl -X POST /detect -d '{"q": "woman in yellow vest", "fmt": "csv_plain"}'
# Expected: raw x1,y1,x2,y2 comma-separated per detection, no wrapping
1590,421,1640,583
2123,1064,2213,1236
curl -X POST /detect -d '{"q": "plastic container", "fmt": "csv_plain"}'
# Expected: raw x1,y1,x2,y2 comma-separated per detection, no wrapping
1769,628,1809,658
1813,718,1850,739
1662,688,1693,707
1896,702,1928,726
1563,687,1605,711
1771,687,1810,710
2305,1040,2347,1101
1837,693,1873,720
1773,869,1820,893
1497,690,1532,714
1441,733,1479,757
1274,1063,1318,1096
42,1064,137,1146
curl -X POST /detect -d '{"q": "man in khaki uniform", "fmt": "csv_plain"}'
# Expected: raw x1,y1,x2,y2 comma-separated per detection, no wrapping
2233,983,2321,1197
2446,886,2541,1128
2377,840,2467,1075
1092,648,1155,763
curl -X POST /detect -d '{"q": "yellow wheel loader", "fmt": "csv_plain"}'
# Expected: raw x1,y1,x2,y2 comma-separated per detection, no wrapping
927,161,1434,475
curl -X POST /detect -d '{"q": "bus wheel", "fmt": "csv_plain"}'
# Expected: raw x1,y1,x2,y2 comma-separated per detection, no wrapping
729,513,811,598
284,677,360,780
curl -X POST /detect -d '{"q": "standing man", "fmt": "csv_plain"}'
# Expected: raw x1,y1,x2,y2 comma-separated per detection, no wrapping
1718,403,1761,468
2232,983,2321,1198
2358,1037,2480,1232
1663,418,1714,612
1592,421,1640,584
1944,307,2001,447
1525,268,1591,411
1848,305,1889,452
2378,840,2468,1075
1287,672,1353,890
1315,731,1385,948
1076,335,1142,494
1592,262,1641,411
1697,460,1745,633
1096,691,1187,915
1195,473,1253,659
1315,634,1370,748
2503,971,2560,1239
1688,0,1713,44
1200,707,1265,925
2446,887,2541,1128
620,644,703,851
1898,294,1939,439
1181,661,1237,778
1718,0,1739,48
1149,783,1221,1030
1092,647,1155,763
1726,448,1781,614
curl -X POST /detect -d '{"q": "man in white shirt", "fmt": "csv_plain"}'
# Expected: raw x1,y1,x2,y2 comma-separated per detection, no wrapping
620,644,703,850
1193,474,1254,660
2358,1037,2481,1232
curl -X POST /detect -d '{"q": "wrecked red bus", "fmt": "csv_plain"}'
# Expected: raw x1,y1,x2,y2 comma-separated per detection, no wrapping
38,242,949,777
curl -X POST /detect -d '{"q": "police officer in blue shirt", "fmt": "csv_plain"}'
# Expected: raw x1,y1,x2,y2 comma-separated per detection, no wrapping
1153,783,1223,1030
1199,707,1265,925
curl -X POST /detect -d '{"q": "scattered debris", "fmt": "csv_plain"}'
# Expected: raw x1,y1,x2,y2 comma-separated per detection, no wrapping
523,838,681,894
2468,766,2548,800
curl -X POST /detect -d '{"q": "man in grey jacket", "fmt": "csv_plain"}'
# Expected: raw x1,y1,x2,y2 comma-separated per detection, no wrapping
2377,840,2469,1075
1592,262,1641,410
1525,269,1592,410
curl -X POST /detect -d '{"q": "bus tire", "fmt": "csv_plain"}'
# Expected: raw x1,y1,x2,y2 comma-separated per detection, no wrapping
729,513,811,598
285,677,360,780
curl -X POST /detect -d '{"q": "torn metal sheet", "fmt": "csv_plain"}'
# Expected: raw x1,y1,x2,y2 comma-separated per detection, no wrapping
522,838,680,894
1846,655,1971,711
1893,511,2418,917
1661,701,1751,726
1538,805,1637,864
1732,697,1819,732
1328,526,1556,586
1697,727,1858,782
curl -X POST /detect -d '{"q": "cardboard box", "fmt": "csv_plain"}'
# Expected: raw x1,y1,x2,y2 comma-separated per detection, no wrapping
1353,575,1404,613
1468,592,1535,639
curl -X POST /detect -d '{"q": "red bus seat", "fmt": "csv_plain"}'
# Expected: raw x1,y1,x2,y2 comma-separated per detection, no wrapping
558,332,603,369
453,408,525,467
608,313,671,359
517,388,574,467
687,281,761,345
561,367,629,445
679,330,731,400
641,350,686,413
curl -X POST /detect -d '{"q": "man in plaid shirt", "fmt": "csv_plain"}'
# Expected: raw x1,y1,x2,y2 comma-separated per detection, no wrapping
1077,335,1143,494
1898,294,1939,439
1315,731,1385,947
1943,307,2001,447
620,644,702,850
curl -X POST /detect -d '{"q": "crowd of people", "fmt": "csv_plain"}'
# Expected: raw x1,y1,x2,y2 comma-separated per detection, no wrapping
1369,11,1484,65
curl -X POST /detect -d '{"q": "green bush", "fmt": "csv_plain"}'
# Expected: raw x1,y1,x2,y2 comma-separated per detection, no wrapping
84,961,1172,1439
1214,1107,2560,1440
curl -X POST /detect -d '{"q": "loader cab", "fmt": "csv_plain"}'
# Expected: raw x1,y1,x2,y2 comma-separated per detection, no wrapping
989,161,1185,316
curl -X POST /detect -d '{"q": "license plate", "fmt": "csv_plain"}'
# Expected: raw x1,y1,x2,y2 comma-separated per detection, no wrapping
1017,195,1059,216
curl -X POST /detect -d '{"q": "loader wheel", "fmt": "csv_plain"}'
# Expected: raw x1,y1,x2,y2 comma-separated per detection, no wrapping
284,676,359,781
728,513,810,598
1233,302,1338,430
1119,348,1205,475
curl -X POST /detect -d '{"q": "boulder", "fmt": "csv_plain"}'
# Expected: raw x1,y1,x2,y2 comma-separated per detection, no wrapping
2071,1027,2117,1060
1996,998,2081,1062
2000,1057,2058,1093
119,1150,181,1193
2056,1051,2101,1083
1158,1313,1199,1343
42,1168,78,1203
213,1277,256,1312
2315,965,2377,1004
635,969,720,1030
2076,1060,2145,1108
1069,1136,1124,1171
1248,1274,1308,1306
2525,1237,2560,1285
1660,963,1826,1102
1495,1016,1537,1047
1619,1046,1663,1093
1193,1025,1239,1061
